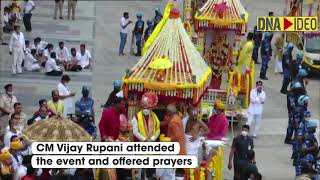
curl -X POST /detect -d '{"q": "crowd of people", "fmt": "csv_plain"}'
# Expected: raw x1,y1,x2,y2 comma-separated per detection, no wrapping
2,0,88,76
231,10,319,180
282,41,319,179
8,23,92,75
249,11,318,180
99,88,233,179
2,0,34,34
226,81,266,180
0,0,319,179
118,9,162,56
0,77,233,179
0,74,99,179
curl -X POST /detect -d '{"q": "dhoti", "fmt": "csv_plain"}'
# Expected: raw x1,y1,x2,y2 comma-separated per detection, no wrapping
185,134,201,157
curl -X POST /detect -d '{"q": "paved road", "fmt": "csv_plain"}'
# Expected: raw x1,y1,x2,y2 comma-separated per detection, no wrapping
0,1,95,115
0,1,319,179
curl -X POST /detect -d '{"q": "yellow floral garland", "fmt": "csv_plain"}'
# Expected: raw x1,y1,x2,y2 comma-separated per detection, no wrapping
142,2,173,55
208,146,224,180
123,68,212,90
194,12,249,26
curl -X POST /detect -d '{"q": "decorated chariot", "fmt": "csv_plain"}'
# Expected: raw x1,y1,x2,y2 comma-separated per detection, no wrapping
124,2,226,179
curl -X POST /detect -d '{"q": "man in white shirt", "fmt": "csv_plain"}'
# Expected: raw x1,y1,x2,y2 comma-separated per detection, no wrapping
9,24,25,75
23,0,35,32
57,75,76,116
24,49,40,71
67,47,82,71
0,84,18,128
7,102,27,132
56,41,70,65
77,44,91,69
246,81,266,138
119,12,132,56
4,114,21,148
31,37,48,56
24,40,31,54
45,52,63,76
43,43,54,61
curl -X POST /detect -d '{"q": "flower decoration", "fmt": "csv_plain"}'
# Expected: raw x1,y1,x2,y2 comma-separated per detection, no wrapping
149,55,173,70
169,7,180,19
213,2,229,18
0,148,11,162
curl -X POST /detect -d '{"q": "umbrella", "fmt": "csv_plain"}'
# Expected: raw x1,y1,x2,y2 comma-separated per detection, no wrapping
22,115,92,142
149,56,173,70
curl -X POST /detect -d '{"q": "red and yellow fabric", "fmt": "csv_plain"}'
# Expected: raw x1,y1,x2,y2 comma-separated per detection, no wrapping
207,146,224,180
235,40,254,73
123,5,212,105
194,0,249,28
184,168,206,180
227,60,255,108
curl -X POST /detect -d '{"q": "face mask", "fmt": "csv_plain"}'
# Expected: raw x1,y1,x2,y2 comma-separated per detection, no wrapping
6,91,13,96
241,130,248,137
142,109,150,116
212,108,216,115
13,126,21,131
308,129,316,134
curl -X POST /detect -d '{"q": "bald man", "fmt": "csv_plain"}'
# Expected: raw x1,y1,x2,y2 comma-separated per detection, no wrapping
47,89,64,115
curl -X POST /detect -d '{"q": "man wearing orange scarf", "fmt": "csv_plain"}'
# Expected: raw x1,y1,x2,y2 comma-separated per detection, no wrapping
157,104,186,180
132,92,160,179
166,104,186,155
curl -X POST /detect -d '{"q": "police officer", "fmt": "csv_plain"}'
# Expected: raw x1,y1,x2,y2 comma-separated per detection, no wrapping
252,26,262,64
296,51,304,70
295,68,308,89
297,95,309,113
154,8,163,27
133,12,144,56
259,32,272,80
303,120,319,158
296,154,317,178
144,19,154,43
292,131,304,175
297,111,312,137
292,103,312,177
284,81,305,144
294,95,310,135
280,43,294,94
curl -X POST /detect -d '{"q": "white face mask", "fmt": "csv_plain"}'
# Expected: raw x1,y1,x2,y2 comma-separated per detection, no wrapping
13,125,20,131
6,91,13,96
241,130,248,137
142,109,150,116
